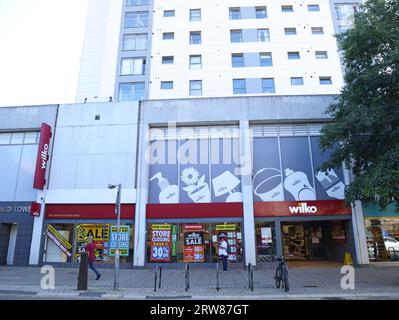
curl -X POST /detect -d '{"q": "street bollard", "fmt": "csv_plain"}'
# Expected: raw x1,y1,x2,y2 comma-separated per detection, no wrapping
185,264,190,292
159,266,162,289
250,264,254,292
154,266,158,292
216,262,220,292
77,251,88,291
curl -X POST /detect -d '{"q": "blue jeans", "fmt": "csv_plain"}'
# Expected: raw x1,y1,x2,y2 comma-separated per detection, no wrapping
88,261,100,277
220,255,228,271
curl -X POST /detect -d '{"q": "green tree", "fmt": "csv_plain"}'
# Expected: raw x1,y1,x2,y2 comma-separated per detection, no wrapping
320,0,399,211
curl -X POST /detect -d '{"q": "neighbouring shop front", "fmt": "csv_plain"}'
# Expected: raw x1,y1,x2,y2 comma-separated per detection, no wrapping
0,202,35,266
43,204,135,266
251,124,356,263
363,203,399,262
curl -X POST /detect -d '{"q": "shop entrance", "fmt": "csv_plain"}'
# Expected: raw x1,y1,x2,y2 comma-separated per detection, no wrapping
282,222,327,261
0,223,18,266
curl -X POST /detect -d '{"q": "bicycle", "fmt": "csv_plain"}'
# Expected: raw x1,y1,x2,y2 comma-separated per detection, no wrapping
274,256,289,292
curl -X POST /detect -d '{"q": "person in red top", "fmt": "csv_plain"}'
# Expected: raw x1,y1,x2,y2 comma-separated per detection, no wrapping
86,235,101,280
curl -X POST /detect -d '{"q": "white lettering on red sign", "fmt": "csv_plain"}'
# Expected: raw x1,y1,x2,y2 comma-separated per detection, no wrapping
41,144,49,169
289,202,318,214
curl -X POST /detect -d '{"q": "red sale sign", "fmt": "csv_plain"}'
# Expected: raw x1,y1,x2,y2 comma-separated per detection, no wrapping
33,123,52,190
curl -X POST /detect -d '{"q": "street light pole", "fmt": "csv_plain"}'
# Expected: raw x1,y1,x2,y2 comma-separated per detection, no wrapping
109,183,122,291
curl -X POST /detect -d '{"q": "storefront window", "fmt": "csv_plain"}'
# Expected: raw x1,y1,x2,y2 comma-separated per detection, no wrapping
146,222,243,263
365,218,399,262
44,222,134,264
255,222,276,262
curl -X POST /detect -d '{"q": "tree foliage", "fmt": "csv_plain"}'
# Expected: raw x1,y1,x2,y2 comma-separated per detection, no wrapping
320,0,399,211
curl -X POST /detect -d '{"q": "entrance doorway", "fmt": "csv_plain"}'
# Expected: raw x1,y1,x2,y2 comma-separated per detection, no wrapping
0,223,18,266
282,222,327,261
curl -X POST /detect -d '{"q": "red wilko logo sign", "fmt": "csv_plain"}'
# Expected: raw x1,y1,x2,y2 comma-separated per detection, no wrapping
33,123,52,190
289,202,318,214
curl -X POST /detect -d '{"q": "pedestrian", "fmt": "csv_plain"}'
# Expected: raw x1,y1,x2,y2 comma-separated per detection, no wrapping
86,235,101,280
218,235,228,272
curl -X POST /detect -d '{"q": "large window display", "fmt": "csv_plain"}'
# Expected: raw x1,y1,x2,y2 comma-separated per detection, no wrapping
365,218,399,262
44,222,134,264
251,124,346,202
148,126,241,204
146,222,243,263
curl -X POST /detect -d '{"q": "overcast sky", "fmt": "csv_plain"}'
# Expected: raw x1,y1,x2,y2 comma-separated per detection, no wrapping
0,0,88,107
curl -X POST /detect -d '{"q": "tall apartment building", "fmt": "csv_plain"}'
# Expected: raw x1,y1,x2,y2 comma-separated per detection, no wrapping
76,0,361,103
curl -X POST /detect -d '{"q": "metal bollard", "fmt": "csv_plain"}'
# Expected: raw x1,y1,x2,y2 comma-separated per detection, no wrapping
248,263,254,291
159,266,162,289
185,264,190,292
250,265,254,292
154,266,158,292
77,251,88,291
216,262,220,292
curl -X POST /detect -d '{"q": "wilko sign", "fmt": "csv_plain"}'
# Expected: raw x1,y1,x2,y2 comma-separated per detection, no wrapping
254,200,352,217
30,202,41,217
33,123,52,190
289,202,318,214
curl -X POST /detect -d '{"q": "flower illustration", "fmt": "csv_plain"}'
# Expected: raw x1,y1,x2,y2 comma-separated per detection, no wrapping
181,167,200,186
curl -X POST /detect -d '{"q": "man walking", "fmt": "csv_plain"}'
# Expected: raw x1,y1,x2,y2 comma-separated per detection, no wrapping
86,235,101,280
218,235,228,272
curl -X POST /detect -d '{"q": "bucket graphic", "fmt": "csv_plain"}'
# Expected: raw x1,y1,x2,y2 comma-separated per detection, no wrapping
253,168,284,201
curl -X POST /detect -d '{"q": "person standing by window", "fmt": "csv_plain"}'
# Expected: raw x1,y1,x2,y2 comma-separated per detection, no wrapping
218,235,228,272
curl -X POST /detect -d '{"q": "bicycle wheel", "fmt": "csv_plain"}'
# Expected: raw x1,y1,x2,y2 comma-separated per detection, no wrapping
283,268,289,292
275,266,282,288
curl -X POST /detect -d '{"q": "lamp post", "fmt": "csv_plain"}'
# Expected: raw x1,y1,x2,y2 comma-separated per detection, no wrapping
108,183,122,290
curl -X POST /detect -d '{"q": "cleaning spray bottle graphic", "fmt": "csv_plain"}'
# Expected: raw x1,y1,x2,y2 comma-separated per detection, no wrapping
284,168,316,201
150,172,179,204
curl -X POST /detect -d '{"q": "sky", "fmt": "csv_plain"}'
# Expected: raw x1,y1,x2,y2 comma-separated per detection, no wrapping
0,0,89,107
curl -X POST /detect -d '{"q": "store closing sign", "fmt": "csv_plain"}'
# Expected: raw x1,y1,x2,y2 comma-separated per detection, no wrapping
46,225,72,258
109,225,130,256
183,225,205,263
150,225,172,262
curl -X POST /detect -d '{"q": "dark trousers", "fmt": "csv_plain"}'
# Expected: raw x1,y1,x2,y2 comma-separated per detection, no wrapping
220,255,228,271
88,261,100,277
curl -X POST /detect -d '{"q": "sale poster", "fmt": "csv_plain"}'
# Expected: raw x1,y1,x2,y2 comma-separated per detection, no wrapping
183,225,204,263
150,224,172,262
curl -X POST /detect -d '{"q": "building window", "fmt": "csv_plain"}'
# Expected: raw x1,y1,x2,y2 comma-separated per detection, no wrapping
262,78,275,93
190,31,201,44
288,52,300,59
190,9,201,21
162,56,174,64
232,54,244,68
311,27,324,35
255,7,267,19
123,34,147,51
119,82,145,101
163,32,175,40
163,10,175,17
284,27,297,35
282,5,294,12
189,80,202,96
258,29,270,42
125,11,149,28
120,57,146,75
126,0,150,5
233,79,246,94
290,77,304,86
230,30,242,43
260,52,273,67
335,4,357,33
161,81,174,90
229,8,241,20
189,55,202,69
315,51,328,59
308,4,320,12
319,77,332,85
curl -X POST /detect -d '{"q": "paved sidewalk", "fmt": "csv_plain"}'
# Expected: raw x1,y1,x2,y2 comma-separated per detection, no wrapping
0,265,399,299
